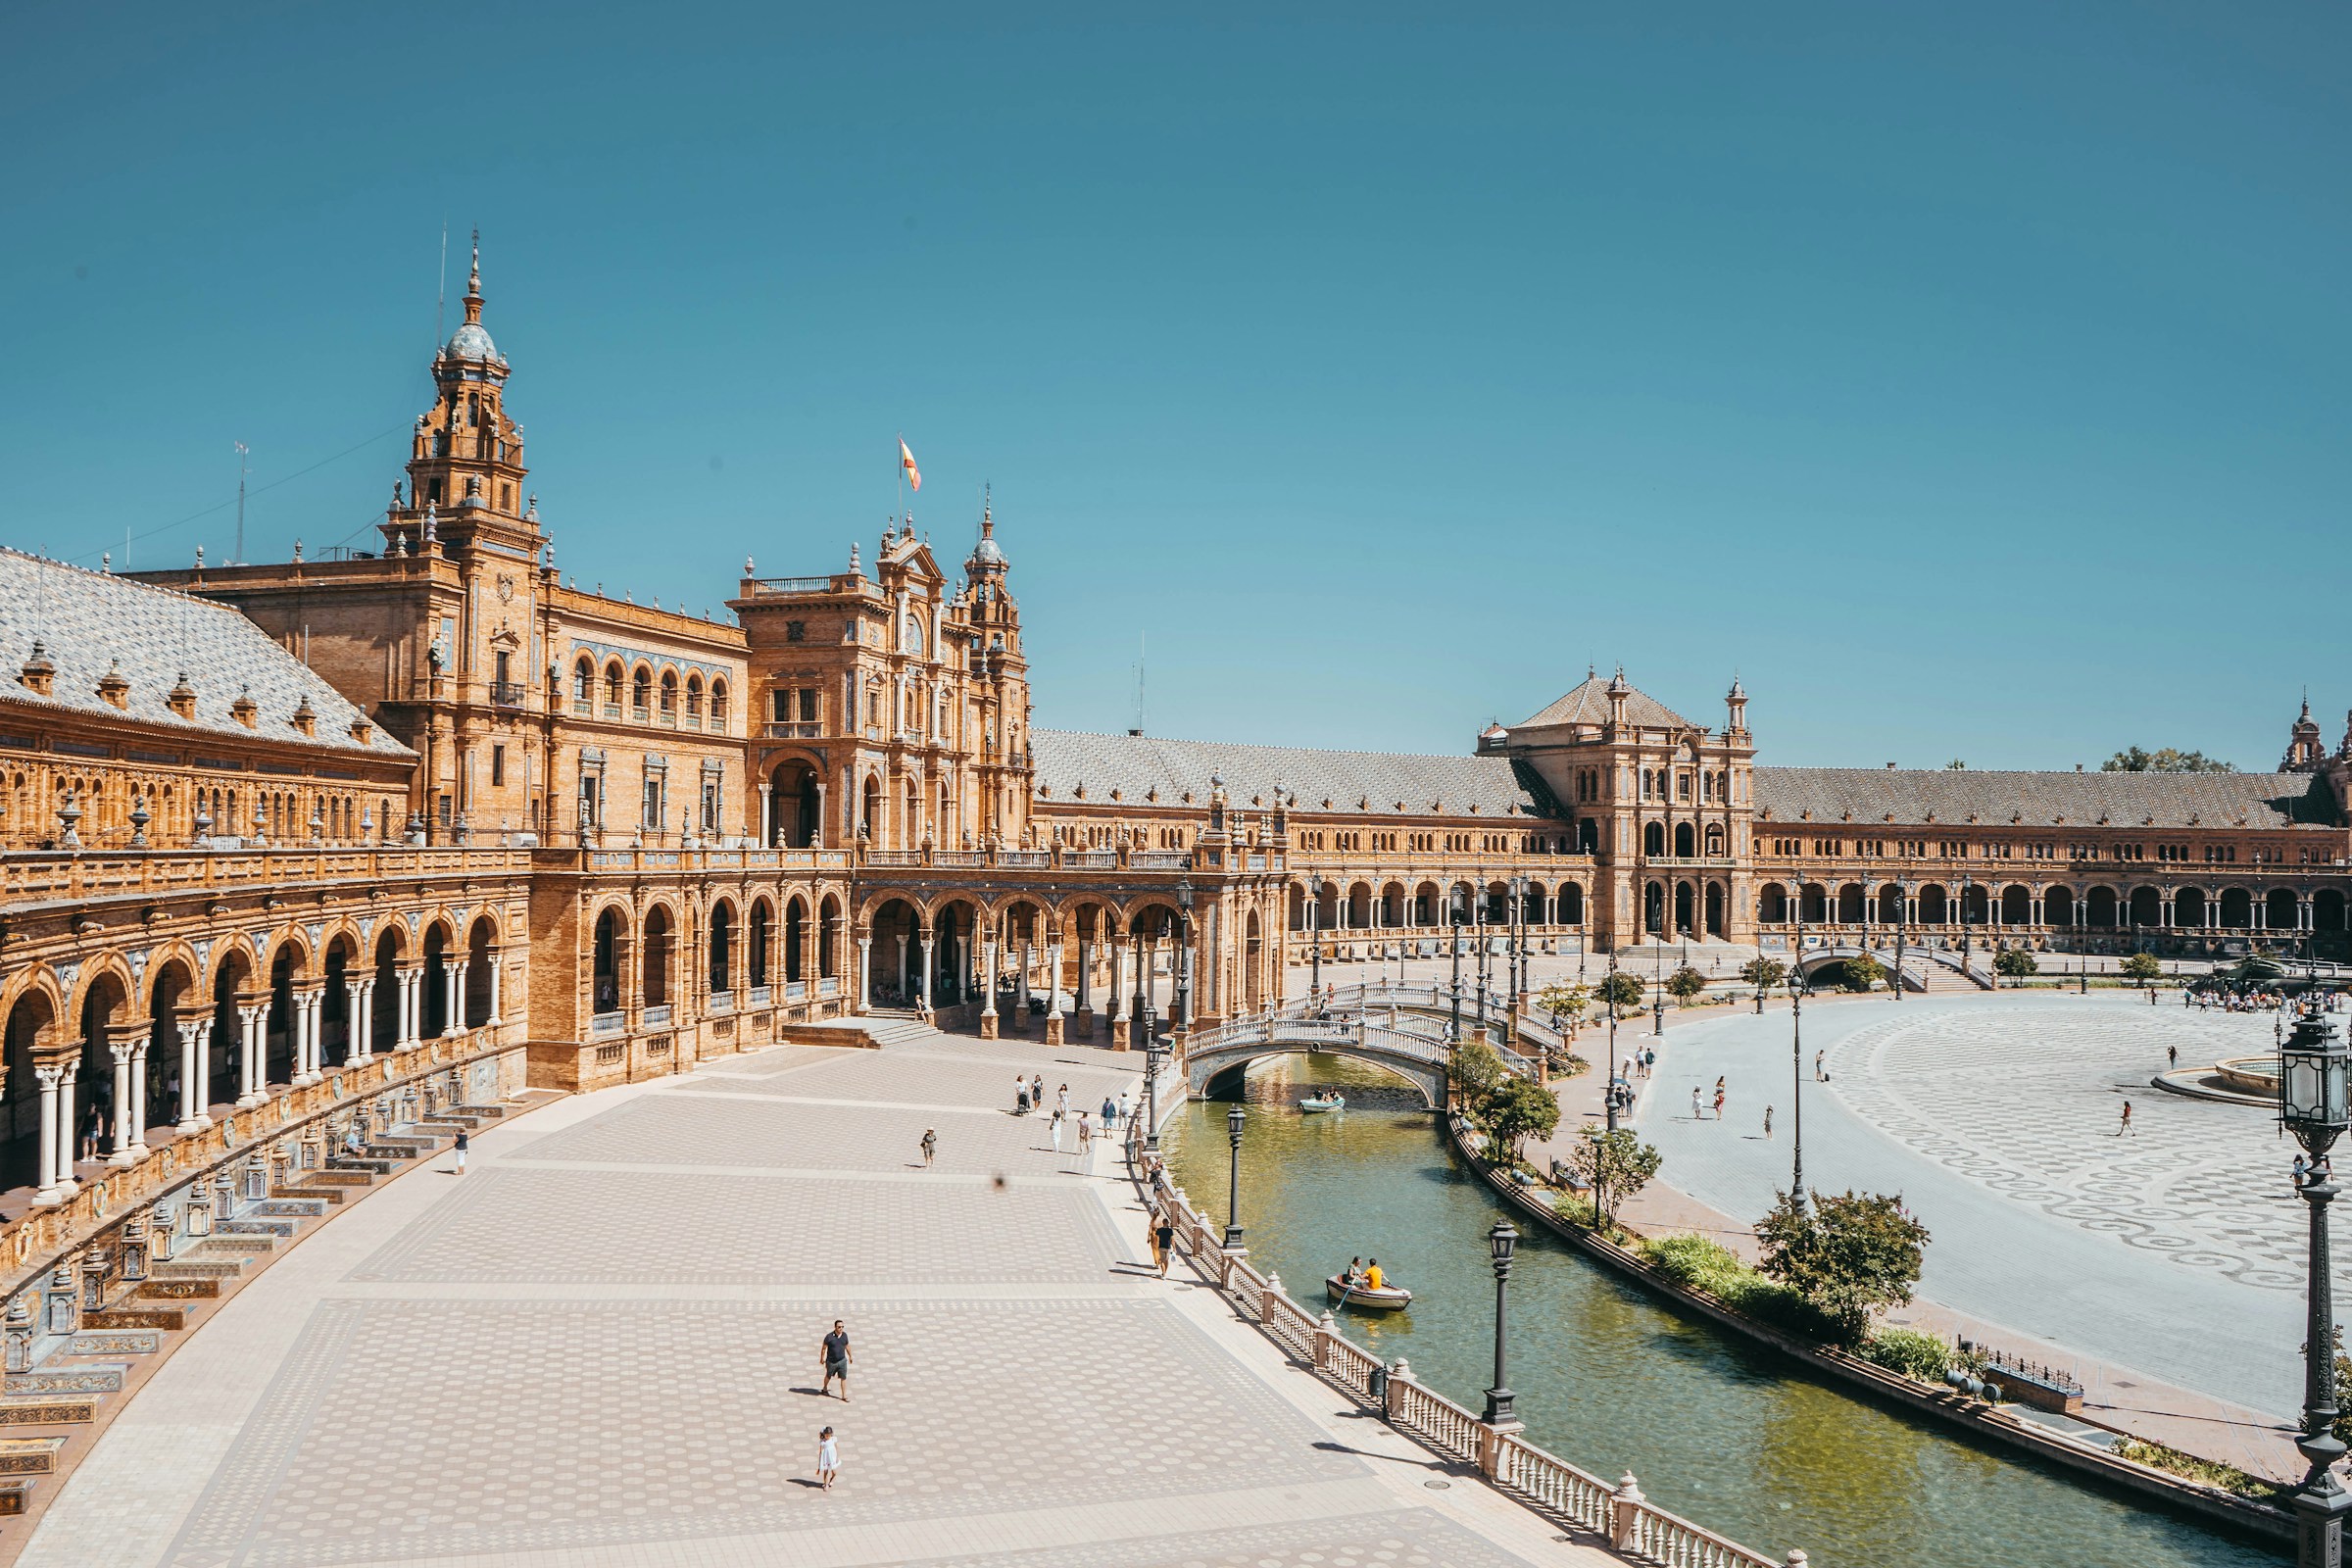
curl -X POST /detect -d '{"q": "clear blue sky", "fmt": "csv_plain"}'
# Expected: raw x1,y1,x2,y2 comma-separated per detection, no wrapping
5,4,2345,770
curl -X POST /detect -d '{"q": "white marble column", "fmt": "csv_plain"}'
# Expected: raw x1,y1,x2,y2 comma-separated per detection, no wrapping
1047,941,1066,1018
128,1033,151,1155
179,1017,212,1133
31,1065,63,1207
487,956,504,1025
345,981,368,1063
236,1004,266,1108
444,963,466,1037
1108,936,1127,1025
107,1040,137,1165
54,1066,78,1198
980,940,998,1019
856,936,873,1013
918,933,935,1013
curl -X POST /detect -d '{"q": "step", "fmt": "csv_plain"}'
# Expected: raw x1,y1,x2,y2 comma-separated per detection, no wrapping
6,1365,125,1396
83,1305,187,1332
0,1438,67,1476
269,1185,342,1205
67,1332,159,1356
135,1276,220,1301
0,1396,96,1427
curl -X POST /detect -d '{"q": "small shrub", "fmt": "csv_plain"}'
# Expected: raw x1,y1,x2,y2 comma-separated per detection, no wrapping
1637,1234,1837,1339
1861,1327,1951,1383
2111,1440,2276,1499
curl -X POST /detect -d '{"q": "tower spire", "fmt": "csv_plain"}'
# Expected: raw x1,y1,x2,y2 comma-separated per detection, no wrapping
463,228,483,324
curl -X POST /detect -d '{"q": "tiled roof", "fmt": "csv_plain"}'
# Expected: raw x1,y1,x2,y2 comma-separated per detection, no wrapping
1514,675,1695,732
1032,730,1550,817
0,550,412,759
1753,766,2336,831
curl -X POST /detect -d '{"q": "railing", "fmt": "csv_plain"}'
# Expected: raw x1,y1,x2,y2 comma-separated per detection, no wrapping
766,721,823,739
708,992,735,1015
818,976,840,998
746,574,852,595
590,1011,625,1037
1128,1122,1790,1568
0,845,536,905
1131,850,1194,869
748,985,772,1006
489,680,527,707
1064,849,1117,868
783,980,805,1001
642,1004,673,1027
997,851,1050,868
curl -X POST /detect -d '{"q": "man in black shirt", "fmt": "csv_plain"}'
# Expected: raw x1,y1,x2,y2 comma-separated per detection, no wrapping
820,1319,853,1401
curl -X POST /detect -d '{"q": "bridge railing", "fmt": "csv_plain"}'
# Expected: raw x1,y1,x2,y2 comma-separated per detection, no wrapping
1124,1114,1794,1567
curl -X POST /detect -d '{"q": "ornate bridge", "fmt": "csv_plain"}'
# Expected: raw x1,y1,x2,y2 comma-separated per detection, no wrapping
1182,996,1543,1107
1792,944,1992,991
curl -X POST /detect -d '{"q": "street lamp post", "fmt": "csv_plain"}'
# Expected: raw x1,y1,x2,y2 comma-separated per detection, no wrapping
1791,878,1809,1216
1894,878,1909,1003
1175,880,1196,1029
1605,947,1620,1081
1307,876,1322,1002
1222,1103,1248,1250
1143,1035,1167,1155
2283,1007,2352,1567
1475,891,1491,1035
1483,1218,1519,1428
1449,892,1466,1041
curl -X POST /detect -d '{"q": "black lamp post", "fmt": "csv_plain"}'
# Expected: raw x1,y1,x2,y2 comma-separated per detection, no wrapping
1175,879,1195,1028
1307,876,1322,1001
2282,1007,2352,1566
1475,891,1491,1033
1449,892,1466,1042
1143,1035,1167,1155
1483,1217,1519,1427
1791,885,1809,1217
1222,1103,1248,1250
1894,879,1909,1003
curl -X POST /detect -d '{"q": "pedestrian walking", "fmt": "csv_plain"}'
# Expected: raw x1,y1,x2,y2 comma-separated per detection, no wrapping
1712,1086,1726,1120
1813,1050,1825,1082
1056,1084,1070,1118
454,1128,468,1174
1153,1211,1176,1277
1050,1109,1064,1153
919,1127,936,1167
1078,1112,1093,1152
1764,1105,1774,1140
2167,1043,2178,1070
1118,1087,1132,1124
819,1320,853,1401
1102,1094,1117,1129
79,1101,101,1163
1031,1073,1045,1111
2295,1153,2310,1189
815,1426,839,1492
1014,1073,1030,1113
2117,1101,2135,1138
1690,1087,1702,1119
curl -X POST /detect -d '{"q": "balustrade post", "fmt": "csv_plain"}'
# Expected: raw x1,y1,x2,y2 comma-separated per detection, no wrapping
1385,1358,1412,1424
1260,1269,1284,1327
1610,1472,1645,1551
1314,1307,1336,1371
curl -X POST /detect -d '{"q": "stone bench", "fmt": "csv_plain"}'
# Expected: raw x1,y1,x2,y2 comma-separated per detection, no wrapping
0,1397,95,1427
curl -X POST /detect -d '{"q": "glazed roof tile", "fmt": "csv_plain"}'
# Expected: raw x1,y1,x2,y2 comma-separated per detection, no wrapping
1514,675,1695,732
1032,730,1547,817
0,550,412,759
1752,766,2333,830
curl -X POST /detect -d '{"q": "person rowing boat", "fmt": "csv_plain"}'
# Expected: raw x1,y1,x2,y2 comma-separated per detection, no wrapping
1327,1254,1411,1310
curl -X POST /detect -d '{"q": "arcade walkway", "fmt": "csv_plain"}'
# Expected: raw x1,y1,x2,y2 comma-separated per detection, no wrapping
22,1028,1587,1568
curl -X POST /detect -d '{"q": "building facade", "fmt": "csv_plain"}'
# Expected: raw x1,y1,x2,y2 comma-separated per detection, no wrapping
0,246,2344,1214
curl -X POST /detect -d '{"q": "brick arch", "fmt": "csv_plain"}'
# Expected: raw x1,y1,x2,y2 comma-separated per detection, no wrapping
0,965,69,1044
66,950,139,1025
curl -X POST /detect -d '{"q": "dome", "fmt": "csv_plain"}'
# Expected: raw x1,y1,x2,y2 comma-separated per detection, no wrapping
445,321,501,363
970,534,1006,567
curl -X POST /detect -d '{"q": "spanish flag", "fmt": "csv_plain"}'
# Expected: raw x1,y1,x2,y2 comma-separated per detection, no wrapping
899,437,922,493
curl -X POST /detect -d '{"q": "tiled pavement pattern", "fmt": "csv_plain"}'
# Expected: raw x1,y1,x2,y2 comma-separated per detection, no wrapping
27,1025,1577,1568
347,1167,1127,1285
1636,993,2325,1422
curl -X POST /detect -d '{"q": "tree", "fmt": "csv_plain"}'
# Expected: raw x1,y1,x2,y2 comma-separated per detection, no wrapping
1740,956,1788,990
1450,1036,1505,1106
1754,1189,1932,1344
1534,980,1591,1029
2120,951,2163,987
1596,971,1645,1015
1666,966,1706,1005
1574,1127,1662,1229
1838,953,1886,993
2101,746,2233,774
1482,1075,1561,1164
1993,948,2037,983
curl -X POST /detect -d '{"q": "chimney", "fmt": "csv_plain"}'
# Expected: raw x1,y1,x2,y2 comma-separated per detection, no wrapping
349,717,372,745
289,694,318,736
96,660,129,710
19,640,54,697
168,671,197,719
230,685,258,728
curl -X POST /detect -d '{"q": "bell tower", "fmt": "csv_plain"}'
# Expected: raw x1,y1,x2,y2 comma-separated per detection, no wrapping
964,498,1035,845
383,232,540,561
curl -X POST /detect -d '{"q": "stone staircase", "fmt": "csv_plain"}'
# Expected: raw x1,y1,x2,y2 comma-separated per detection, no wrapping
782,1012,939,1051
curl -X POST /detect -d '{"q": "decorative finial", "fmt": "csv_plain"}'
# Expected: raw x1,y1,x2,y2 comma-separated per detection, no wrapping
468,227,481,296
744,555,756,576
101,552,111,574
849,541,861,573
422,503,438,542
524,492,538,522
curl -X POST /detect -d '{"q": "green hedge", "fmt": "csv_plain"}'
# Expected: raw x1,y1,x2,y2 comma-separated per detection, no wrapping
1860,1327,1951,1383
1638,1233,1837,1341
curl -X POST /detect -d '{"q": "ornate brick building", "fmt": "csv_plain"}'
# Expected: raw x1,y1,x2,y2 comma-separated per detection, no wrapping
2,245,2346,1226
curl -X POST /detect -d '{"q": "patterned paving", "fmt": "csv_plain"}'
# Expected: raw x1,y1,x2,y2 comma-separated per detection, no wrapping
163,1298,1359,1567
511,1090,1092,1174
890,1509,1543,1568
1830,1005,2311,1291
347,1166,1129,1285
704,1046,1137,1109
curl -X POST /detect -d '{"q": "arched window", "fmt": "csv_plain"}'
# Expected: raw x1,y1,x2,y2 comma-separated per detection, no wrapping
659,671,678,717
685,674,704,720
604,662,624,709
1643,821,1665,857
904,614,926,658
631,668,652,717
710,680,729,727
573,659,595,704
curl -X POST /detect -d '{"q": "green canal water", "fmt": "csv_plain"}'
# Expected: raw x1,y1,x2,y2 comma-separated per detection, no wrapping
1160,1054,2279,1568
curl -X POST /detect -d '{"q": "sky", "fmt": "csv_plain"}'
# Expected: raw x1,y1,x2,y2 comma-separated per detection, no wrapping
3,4,2346,771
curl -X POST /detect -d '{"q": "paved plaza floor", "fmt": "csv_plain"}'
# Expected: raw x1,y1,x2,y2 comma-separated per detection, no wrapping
22,1033,1595,1568
1628,992,2324,1427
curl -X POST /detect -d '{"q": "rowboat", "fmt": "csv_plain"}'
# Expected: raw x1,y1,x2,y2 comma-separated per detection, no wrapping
1326,1274,1412,1310
1299,1094,1346,1113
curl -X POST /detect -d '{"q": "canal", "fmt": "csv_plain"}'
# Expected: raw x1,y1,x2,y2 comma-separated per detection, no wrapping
1160,1054,2279,1568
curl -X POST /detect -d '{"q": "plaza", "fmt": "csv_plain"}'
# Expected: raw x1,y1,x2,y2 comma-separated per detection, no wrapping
1631,993,2320,1441
18,1028,1597,1568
